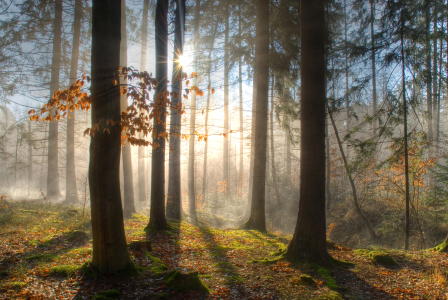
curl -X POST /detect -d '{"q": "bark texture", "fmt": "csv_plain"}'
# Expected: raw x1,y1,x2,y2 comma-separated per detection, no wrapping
89,0,132,274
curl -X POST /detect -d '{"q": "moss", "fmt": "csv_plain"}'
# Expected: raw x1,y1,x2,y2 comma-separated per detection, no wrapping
428,240,448,252
312,291,343,300
50,265,79,277
9,282,27,289
157,292,169,299
27,239,39,246
329,255,355,267
165,270,210,294
270,247,286,256
145,252,168,276
299,274,316,285
26,253,59,262
81,261,101,278
69,247,93,257
317,267,344,291
90,289,121,300
369,251,398,266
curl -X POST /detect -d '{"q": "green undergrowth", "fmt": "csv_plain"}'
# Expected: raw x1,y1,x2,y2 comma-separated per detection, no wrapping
50,265,79,277
145,252,168,276
165,270,211,294
312,291,344,300
317,267,345,291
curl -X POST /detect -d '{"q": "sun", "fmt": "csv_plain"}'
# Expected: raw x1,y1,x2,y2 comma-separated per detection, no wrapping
177,54,191,67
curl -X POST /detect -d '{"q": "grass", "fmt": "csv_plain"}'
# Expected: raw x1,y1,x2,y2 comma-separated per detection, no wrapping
49,265,79,277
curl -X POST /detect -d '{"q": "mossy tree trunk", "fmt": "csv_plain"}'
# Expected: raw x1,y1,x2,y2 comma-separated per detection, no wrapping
286,0,330,266
89,0,132,274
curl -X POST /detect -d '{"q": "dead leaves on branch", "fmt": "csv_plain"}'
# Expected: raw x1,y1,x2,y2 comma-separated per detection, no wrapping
28,68,218,146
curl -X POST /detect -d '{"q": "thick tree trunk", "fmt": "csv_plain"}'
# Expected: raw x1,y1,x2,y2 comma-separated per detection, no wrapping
167,0,185,220
120,0,136,218
286,0,330,266
326,107,331,212
243,0,269,231
63,0,82,205
187,0,200,224
138,0,149,205
46,0,63,201
90,0,132,274
148,0,169,230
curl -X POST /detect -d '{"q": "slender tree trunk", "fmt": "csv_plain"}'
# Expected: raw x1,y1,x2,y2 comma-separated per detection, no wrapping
167,0,185,220
148,0,169,230
402,9,411,250
425,0,433,142
344,0,350,161
246,72,257,216
239,8,244,197
90,0,132,274
328,106,377,240
370,0,377,132
46,0,63,201
202,66,211,207
120,0,135,218
223,5,230,187
270,78,281,208
433,9,439,144
63,0,82,205
286,0,330,266
188,0,200,224
243,0,269,231
326,106,331,212
138,0,149,204
28,121,32,198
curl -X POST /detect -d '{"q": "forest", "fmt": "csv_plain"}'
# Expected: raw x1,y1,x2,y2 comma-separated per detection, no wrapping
1,0,448,299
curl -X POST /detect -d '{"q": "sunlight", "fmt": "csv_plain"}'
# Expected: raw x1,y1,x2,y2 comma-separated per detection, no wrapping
178,54,192,67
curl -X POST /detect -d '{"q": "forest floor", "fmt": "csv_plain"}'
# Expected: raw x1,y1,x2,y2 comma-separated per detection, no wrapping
0,201,448,299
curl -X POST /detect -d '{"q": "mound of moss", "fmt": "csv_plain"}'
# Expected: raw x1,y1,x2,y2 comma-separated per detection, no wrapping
165,270,210,294
369,251,398,266
312,291,343,300
67,230,89,243
90,289,121,300
50,265,79,277
145,252,169,276
299,274,316,285
318,267,344,291
429,240,448,252
9,282,27,290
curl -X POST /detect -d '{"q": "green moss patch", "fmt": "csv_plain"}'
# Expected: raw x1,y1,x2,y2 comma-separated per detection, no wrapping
49,265,79,277
299,274,316,285
429,240,448,252
165,270,210,294
9,281,27,289
66,230,89,243
145,252,168,276
369,251,398,266
90,289,121,300
81,261,101,278
26,253,59,262
318,267,344,291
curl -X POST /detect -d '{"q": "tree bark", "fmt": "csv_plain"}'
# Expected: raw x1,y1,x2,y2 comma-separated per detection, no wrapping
370,0,377,132
270,78,281,209
90,0,132,274
138,0,149,205
425,0,433,142
286,0,330,266
120,0,136,218
223,5,230,187
63,0,82,205
238,7,244,197
167,0,185,220
243,0,269,231
46,0,63,201
187,0,200,224
148,0,169,230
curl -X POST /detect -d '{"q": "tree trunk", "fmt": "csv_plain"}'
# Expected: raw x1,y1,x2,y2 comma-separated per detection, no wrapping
90,0,132,274
327,106,377,240
401,9,411,250
28,121,32,198
188,0,200,224
46,0,63,201
246,71,257,217
370,0,377,132
138,0,149,205
120,0,135,218
243,0,269,231
432,9,438,144
326,105,331,212
425,0,433,142
270,78,281,209
238,7,244,198
63,0,82,205
167,0,185,220
344,0,350,161
148,0,169,230
223,5,229,187
286,0,330,266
